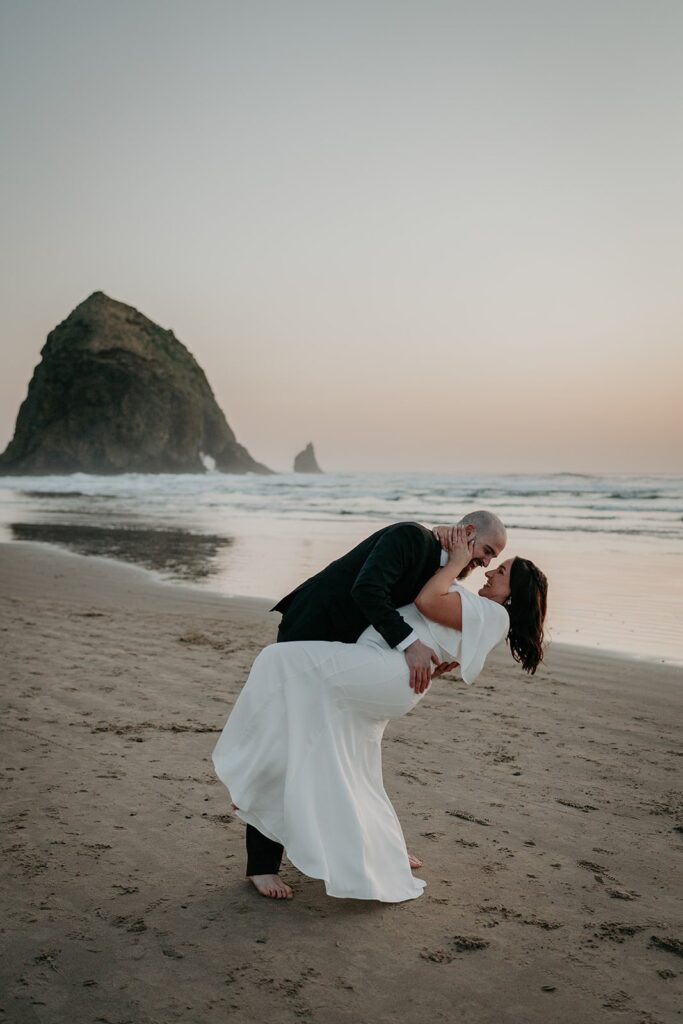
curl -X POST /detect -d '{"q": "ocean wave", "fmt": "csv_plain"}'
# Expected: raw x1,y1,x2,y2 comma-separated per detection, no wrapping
1,471,681,542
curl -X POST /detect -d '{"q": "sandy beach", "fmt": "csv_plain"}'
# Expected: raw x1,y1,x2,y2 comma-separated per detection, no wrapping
1,540,682,1024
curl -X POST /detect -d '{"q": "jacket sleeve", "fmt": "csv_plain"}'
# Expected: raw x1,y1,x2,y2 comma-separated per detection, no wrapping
350,522,430,649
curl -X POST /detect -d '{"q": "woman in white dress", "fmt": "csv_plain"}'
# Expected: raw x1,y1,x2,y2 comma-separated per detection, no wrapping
212,528,548,903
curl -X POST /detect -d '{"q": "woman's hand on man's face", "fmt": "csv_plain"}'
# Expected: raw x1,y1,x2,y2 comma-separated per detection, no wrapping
433,524,475,555
432,524,456,550
445,525,474,562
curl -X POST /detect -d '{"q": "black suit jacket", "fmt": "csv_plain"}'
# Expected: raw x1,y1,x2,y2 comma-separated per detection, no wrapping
272,521,441,648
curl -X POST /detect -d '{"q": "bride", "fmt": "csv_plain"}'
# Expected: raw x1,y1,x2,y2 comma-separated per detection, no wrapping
212,528,548,903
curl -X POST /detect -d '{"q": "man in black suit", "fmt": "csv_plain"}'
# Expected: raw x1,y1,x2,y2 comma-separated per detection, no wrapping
244,510,507,898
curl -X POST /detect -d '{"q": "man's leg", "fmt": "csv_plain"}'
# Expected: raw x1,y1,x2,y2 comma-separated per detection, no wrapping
243,824,291,898
240,620,296,898
245,824,284,877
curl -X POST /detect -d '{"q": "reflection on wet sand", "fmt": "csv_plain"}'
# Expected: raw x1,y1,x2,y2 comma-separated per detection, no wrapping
10,522,232,581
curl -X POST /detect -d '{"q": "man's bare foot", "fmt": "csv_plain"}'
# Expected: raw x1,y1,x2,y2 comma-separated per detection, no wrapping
247,874,293,899
408,853,423,869
232,804,291,897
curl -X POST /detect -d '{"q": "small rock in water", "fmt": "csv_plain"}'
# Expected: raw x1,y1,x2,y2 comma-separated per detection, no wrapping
294,442,323,473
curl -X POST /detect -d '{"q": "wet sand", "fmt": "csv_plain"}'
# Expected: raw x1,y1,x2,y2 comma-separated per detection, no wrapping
1,541,682,1023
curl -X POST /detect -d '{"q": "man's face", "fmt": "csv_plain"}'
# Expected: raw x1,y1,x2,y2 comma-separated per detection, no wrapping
457,527,506,579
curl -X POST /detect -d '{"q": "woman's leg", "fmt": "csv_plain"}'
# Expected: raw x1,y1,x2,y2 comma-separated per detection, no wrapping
222,640,421,899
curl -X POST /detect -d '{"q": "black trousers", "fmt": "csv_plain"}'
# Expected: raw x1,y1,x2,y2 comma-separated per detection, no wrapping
245,822,284,876
243,620,290,876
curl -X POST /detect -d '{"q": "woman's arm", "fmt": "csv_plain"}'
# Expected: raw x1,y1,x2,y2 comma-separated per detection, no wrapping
414,526,473,629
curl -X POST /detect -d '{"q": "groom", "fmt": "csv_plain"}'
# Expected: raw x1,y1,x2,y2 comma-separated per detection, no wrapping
244,510,507,898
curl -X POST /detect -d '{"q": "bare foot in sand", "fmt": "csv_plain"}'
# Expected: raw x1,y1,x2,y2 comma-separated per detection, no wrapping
231,805,292,898
408,853,423,869
248,874,294,899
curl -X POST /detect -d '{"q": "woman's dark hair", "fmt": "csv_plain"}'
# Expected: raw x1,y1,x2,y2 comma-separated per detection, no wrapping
506,557,548,674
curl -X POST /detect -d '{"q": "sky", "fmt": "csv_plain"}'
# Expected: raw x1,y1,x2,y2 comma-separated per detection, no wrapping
1,0,681,474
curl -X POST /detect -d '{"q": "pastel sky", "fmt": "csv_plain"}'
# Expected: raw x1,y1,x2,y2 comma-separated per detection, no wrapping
1,0,681,473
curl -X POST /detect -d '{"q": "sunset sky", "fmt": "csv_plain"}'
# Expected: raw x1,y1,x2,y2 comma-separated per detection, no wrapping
1,0,681,473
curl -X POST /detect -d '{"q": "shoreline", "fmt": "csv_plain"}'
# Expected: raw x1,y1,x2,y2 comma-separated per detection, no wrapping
2,540,682,1023
0,538,272,615
1,468,682,666
2,536,682,671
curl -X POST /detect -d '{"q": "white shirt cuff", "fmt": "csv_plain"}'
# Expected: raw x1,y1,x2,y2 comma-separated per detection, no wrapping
396,630,419,652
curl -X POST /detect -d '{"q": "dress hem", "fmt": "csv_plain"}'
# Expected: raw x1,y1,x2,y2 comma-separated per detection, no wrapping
233,806,426,904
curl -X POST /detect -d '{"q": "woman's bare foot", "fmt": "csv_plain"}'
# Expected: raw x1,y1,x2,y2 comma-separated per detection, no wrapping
247,874,293,899
408,853,423,869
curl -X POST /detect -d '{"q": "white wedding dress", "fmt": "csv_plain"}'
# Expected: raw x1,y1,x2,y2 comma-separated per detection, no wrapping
212,584,508,902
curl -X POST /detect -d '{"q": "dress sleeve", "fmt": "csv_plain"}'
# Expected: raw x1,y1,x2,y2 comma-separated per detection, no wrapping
452,585,509,685
411,585,509,680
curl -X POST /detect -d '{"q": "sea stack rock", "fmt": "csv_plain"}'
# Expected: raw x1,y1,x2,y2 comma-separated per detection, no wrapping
0,291,271,475
294,442,323,473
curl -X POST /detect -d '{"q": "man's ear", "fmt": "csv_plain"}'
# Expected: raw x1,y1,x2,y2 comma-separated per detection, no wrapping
464,524,476,537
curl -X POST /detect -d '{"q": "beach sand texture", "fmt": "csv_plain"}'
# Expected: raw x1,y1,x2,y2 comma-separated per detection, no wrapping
1,542,682,1024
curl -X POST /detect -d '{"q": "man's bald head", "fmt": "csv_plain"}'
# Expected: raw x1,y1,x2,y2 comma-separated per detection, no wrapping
458,510,507,546
456,510,507,576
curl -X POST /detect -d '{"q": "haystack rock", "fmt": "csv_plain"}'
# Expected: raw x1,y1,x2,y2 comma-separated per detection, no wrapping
294,442,323,473
0,291,271,475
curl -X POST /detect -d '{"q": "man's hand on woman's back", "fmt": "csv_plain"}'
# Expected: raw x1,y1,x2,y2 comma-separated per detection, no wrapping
404,639,440,694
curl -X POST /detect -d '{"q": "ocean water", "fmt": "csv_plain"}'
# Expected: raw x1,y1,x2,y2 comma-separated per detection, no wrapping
1,471,682,664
